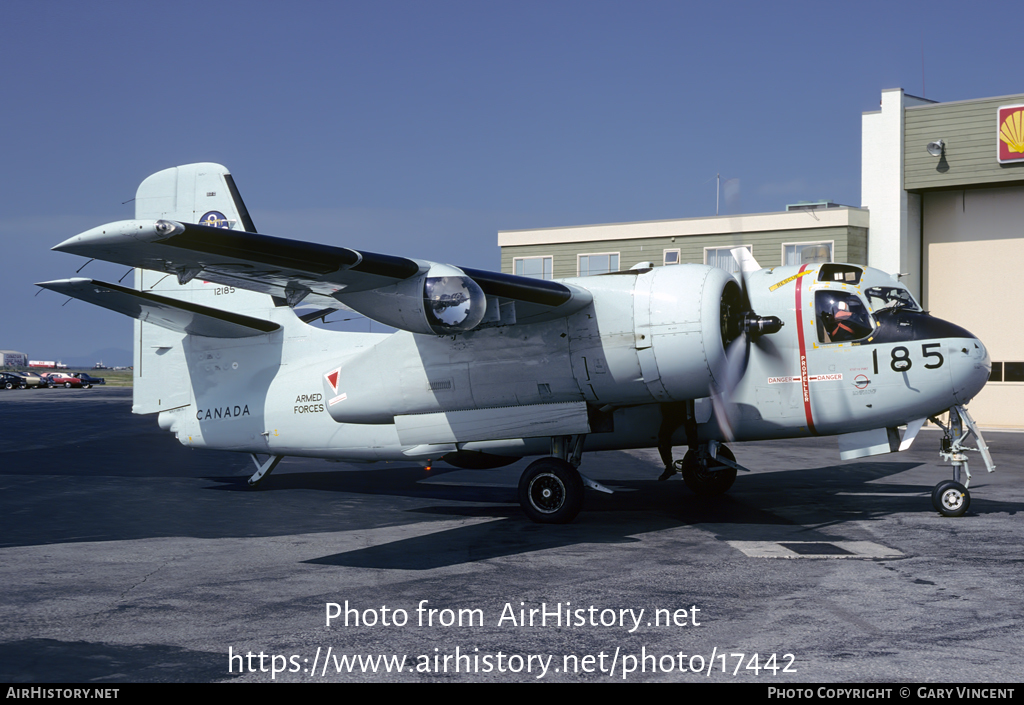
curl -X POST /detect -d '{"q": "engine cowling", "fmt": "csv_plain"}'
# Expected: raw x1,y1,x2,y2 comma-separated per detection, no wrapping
630,264,738,402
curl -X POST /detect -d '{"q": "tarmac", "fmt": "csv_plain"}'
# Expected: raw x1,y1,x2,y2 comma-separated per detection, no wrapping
1,387,1022,683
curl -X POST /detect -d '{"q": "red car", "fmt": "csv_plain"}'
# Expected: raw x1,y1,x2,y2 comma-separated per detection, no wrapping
43,373,87,388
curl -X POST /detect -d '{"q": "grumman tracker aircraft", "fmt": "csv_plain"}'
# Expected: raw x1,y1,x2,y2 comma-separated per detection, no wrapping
41,163,996,523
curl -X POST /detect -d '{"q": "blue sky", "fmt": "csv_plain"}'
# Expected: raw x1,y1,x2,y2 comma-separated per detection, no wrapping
2,0,1020,364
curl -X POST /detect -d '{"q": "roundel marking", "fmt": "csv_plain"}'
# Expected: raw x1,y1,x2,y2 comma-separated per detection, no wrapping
200,211,232,229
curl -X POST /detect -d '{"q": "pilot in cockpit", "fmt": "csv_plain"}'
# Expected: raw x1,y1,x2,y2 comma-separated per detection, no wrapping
817,292,873,343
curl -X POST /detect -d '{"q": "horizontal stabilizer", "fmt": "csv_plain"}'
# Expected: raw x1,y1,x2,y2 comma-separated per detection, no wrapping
37,278,280,338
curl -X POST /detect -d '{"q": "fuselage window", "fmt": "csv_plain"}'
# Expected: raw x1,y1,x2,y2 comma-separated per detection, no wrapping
815,290,874,343
817,263,863,285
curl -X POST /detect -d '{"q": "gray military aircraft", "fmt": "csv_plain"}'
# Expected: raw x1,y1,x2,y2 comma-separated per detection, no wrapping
40,163,995,523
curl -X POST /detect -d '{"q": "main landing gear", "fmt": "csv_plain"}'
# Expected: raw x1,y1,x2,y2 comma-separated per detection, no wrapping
927,405,995,517
517,435,611,524
675,442,740,496
516,435,745,523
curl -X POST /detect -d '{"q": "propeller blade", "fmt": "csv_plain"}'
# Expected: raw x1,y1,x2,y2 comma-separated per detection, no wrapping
711,248,784,441
711,330,749,442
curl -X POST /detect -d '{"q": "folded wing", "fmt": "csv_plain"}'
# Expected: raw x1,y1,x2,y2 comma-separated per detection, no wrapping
52,219,592,334
37,277,281,338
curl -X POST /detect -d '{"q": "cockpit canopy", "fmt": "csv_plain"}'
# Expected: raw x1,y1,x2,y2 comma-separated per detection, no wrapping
810,264,925,345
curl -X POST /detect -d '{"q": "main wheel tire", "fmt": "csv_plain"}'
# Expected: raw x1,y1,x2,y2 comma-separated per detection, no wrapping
681,446,738,496
3,382,13,390
518,458,584,524
64,382,72,388
932,480,970,517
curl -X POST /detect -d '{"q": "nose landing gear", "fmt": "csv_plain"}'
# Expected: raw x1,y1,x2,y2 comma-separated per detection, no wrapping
928,405,994,517
932,479,970,517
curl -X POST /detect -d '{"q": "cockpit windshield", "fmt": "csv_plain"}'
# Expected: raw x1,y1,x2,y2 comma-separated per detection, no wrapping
816,290,874,343
865,286,922,312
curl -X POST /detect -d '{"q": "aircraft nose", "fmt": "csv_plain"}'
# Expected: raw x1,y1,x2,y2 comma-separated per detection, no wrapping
950,336,991,405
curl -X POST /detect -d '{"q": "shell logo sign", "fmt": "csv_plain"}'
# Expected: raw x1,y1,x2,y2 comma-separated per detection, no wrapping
998,104,1024,164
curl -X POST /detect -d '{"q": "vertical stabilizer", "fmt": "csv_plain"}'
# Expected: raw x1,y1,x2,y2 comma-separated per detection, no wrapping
131,164,277,415
135,162,256,231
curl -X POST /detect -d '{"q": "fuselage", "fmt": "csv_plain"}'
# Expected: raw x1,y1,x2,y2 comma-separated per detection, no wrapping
157,262,990,463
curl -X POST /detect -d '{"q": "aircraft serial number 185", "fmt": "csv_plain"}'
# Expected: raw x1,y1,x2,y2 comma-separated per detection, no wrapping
872,344,944,374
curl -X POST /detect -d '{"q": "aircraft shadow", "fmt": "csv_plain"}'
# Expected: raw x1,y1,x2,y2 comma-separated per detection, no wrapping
281,455,1020,570
0,638,233,683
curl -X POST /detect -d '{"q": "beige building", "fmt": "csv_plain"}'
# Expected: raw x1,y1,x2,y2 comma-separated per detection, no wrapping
499,89,1024,427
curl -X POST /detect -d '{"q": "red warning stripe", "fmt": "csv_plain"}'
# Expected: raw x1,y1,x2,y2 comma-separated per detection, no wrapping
793,264,817,435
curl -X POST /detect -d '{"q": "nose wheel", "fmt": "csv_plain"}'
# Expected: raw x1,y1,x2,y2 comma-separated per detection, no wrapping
932,480,970,517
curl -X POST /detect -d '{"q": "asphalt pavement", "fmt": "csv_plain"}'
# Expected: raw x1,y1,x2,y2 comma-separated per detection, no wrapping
1,388,1021,683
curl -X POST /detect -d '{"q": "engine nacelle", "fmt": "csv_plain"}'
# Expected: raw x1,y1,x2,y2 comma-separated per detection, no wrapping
628,264,738,402
322,264,744,426
337,263,487,335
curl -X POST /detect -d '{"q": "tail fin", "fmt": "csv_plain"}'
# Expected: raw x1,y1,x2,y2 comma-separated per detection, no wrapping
131,164,282,414
135,162,256,232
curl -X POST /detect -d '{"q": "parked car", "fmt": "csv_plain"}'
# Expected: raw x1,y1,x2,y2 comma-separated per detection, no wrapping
44,372,85,388
1,372,26,389
11,371,45,388
72,372,105,386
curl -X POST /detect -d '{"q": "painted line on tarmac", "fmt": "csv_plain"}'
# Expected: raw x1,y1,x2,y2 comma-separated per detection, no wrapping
726,540,903,559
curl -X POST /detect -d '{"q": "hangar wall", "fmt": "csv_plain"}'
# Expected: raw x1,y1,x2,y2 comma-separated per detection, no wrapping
922,186,1024,426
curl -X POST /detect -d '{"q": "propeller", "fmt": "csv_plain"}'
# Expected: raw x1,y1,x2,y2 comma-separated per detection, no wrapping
711,248,784,441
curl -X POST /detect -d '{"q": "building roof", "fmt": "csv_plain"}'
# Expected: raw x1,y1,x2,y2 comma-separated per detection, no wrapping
498,207,869,247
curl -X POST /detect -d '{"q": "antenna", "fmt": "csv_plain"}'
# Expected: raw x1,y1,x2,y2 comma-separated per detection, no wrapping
921,29,926,98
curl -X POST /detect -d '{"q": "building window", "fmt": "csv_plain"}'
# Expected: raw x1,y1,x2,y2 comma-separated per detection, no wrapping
578,253,619,277
704,246,751,275
991,362,1024,383
513,256,553,280
663,249,680,266
783,241,833,266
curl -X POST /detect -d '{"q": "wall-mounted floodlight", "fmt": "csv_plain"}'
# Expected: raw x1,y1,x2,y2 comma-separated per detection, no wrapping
926,140,945,157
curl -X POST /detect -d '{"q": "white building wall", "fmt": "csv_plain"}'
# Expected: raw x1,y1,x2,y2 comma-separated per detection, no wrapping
861,88,927,299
